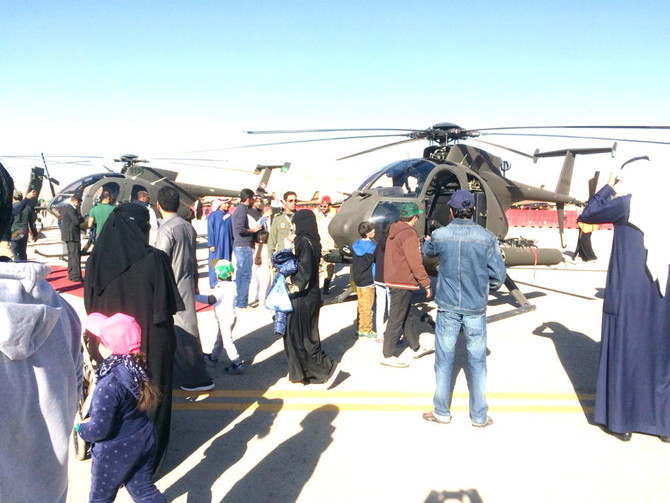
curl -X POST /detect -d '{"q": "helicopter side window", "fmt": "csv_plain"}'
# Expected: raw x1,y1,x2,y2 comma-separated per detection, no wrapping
89,182,121,207
370,201,402,226
131,185,149,201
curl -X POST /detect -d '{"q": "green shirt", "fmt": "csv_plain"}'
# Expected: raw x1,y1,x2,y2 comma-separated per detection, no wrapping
89,203,114,236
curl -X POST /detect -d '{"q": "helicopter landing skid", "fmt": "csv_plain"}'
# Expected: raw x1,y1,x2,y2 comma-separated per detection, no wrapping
323,284,356,305
35,250,68,261
486,275,536,323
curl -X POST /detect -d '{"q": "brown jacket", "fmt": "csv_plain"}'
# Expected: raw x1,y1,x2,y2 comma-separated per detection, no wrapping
383,220,430,290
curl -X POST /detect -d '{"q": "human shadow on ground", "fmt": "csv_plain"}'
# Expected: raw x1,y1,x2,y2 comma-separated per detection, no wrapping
160,314,358,492
221,404,339,503
162,401,283,503
533,321,599,422
424,489,484,502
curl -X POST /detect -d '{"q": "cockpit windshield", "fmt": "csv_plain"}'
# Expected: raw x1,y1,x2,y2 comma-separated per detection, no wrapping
358,159,435,197
50,173,124,206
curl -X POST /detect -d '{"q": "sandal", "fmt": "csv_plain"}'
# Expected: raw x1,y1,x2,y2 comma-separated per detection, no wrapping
422,411,451,424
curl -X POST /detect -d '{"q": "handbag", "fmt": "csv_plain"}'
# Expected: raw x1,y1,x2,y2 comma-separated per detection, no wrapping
264,273,293,312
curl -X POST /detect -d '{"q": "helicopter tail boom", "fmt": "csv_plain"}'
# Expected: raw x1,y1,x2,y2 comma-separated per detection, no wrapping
533,143,616,247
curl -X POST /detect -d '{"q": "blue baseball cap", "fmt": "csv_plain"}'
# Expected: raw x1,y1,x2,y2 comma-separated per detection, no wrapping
448,190,475,209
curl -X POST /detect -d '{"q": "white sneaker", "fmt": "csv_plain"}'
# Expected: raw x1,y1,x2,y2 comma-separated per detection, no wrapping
380,356,409,368
180,380,215,392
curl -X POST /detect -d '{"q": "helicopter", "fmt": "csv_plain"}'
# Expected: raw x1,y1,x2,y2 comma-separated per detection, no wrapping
2,153,289,221
243,122,670,318
42,154,290,222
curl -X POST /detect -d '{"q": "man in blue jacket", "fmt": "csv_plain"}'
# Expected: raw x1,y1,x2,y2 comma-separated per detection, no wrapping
421,190,505,428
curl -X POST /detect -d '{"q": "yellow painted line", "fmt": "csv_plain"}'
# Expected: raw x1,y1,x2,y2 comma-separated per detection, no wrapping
174,390,595,401
172,402,593,413
172,389,593,413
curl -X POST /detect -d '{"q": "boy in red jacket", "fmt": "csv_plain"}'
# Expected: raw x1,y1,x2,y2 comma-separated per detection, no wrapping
381,202,432,368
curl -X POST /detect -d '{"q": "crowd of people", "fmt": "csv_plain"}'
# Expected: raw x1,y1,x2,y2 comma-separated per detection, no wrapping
1,156,669,502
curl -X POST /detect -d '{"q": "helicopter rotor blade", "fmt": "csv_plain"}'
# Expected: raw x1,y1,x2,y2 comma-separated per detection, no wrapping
151,157,231,162
187,134,411,153
466,125,670,133
168,161,254,173
468,139,537,160
244,128,422,135
480,132,670,146
337,138,422,161
40,153,57,198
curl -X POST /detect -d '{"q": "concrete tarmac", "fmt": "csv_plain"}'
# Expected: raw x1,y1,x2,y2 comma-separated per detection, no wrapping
22,223,669,502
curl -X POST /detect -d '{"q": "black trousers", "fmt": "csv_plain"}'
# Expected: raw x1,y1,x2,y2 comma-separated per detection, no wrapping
10,235,28,261
65,240,82,280
383,288,419,358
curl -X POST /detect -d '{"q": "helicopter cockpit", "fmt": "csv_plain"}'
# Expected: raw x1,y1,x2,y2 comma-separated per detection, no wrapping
50,173,125,209
363,159,490,238
358,159,435,197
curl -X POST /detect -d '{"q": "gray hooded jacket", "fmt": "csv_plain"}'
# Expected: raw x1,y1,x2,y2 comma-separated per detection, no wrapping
0,261,82,503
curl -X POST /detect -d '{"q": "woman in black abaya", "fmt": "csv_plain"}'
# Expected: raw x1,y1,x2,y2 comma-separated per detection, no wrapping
84,203,183,471
284,210,338,385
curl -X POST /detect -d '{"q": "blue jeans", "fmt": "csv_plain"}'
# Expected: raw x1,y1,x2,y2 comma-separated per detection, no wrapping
433,310,488,423
234,246,253,308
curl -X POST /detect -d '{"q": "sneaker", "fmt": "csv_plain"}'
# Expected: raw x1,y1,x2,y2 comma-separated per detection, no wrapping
380,356,409,368
472,416,494,428
203,354,218,367
223,361,245,375
363,331,377,339
422,410,452,425
180,380,215,392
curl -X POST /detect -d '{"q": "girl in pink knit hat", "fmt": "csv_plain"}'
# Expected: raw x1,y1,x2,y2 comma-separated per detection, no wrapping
76,312,165,502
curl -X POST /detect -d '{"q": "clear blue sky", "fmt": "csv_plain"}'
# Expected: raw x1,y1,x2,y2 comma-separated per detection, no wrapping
2,0,669,196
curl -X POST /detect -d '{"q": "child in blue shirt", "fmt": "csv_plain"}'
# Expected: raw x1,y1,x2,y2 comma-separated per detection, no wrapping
352,221,376,337
76,312,165,503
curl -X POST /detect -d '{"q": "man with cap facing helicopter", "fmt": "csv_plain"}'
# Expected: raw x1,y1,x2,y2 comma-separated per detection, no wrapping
422,189,505,428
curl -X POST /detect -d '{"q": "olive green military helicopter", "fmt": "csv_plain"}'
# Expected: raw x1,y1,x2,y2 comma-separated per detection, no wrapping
243,123,670,319
4,153,288,220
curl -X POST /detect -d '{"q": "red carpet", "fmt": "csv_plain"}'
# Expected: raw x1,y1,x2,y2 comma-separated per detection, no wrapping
46,265,213,311
45,266,85,297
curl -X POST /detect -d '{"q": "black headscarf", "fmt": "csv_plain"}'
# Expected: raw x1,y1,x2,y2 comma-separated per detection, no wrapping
293,209,321,258
86,202,152,295
0,162,14,240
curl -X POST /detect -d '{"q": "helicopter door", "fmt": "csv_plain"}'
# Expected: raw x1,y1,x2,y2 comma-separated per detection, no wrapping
422,167,467,235
82,180,123,218
473,191,487,227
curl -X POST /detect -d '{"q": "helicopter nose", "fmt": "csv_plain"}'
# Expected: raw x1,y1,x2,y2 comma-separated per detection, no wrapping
328,192,377,248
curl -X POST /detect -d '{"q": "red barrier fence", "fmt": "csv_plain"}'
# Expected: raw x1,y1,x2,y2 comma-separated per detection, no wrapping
505,209,613,230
